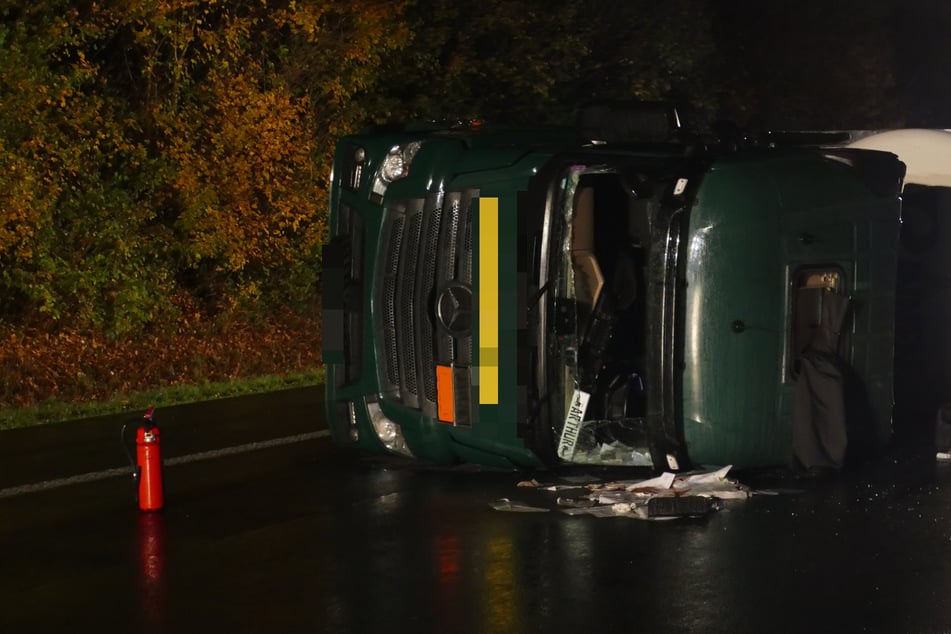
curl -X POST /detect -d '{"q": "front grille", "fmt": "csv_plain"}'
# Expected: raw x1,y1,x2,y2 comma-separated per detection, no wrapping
324,204,365,387
376,190,477,421
381,216,403,387
344,207,364,384
397,210,423,401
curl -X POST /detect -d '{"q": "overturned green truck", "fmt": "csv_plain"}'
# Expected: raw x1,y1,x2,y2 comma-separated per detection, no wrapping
321,105,905,471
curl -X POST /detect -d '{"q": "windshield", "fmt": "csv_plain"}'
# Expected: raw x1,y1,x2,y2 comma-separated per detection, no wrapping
550,165,666,467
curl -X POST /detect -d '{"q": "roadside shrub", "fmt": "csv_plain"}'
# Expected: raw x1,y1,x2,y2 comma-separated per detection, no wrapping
0,309,321,411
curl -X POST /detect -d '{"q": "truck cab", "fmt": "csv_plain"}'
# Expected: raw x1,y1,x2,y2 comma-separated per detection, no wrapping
322,106,905,471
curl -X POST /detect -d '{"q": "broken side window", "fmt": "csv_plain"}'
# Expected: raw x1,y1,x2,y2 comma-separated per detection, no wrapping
553,167,655,466
790,267,846,377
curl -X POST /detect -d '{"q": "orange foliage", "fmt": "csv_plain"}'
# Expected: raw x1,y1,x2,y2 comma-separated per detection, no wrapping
0,310,322,410
168,70,319,272
0,0,414,345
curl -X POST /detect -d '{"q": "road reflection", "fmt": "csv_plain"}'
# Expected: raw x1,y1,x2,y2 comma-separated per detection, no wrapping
137,512,167,633
295,455,951,633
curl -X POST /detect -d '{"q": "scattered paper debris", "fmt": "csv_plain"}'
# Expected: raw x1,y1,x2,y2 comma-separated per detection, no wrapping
677,465,732,486
496,466,755,520
556,497,597,509
560,504,651,519
489,498,550,513
540,484,591,492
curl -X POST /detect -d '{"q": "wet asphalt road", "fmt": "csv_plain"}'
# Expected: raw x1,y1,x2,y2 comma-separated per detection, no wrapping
3,387,951,633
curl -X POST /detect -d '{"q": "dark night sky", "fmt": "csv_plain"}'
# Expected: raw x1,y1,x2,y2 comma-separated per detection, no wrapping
718,0,951,129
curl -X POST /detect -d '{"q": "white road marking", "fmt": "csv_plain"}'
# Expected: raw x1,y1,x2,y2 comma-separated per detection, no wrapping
0,430,331,499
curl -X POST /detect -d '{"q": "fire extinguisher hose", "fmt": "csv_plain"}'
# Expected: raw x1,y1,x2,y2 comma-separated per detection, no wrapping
120,418,140,482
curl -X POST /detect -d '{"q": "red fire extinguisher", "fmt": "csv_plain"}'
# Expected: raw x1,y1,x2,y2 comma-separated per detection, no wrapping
125,407,164,511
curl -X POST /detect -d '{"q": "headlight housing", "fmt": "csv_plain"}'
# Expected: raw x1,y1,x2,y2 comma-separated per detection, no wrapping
371,141,423,196
367,401,415,458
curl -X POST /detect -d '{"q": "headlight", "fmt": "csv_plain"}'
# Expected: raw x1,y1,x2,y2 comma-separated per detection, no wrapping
367,401,415,458
379,148,407,183
372,141,423,196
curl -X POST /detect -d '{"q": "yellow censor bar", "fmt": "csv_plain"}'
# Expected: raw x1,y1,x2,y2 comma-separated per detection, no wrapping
479,197,499,404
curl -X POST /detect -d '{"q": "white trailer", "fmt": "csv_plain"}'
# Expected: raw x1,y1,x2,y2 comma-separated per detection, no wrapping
846,129,951,442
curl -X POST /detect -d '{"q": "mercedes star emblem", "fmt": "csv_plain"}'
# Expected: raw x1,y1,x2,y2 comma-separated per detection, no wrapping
435,282,473,337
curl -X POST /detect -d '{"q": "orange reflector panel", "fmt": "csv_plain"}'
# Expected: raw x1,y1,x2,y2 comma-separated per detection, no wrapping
436,365,455,423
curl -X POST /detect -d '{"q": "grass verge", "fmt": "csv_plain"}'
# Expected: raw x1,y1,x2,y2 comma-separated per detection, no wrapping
0,368,324,431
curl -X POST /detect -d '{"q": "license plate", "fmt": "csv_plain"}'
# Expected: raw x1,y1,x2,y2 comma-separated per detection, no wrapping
557,389,590,460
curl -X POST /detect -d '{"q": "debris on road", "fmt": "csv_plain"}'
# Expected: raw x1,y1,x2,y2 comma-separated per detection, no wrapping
489,498,550,512
493,466,751,520
647,495,716,518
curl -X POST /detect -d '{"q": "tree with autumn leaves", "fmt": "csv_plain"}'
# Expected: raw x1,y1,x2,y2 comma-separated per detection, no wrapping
0,0,409,337
0,0,410,408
